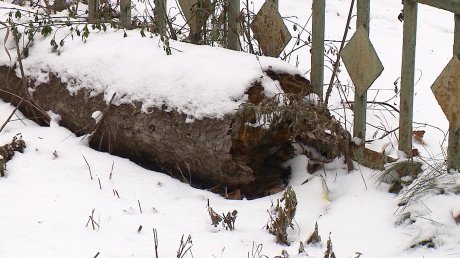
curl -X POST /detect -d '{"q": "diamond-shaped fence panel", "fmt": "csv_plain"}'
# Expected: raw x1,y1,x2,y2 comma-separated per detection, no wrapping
431,56,460,130
251,0,291,57
341,26,384,97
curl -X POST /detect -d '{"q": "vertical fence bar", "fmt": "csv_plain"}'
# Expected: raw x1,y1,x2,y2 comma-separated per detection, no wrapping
399,0,418,153
311,0,325,100
154,0,167,35
228,0,240,50
120,0,132,29
88,0,100,23
448,14,460,170
352,0,370,140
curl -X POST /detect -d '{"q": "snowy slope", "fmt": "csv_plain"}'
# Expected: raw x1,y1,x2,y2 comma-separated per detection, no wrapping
0,1,459,258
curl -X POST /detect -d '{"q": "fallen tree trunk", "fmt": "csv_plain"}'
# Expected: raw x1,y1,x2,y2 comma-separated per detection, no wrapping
0,66,350,197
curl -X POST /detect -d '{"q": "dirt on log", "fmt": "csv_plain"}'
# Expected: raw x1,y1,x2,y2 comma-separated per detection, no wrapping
0,66,347,198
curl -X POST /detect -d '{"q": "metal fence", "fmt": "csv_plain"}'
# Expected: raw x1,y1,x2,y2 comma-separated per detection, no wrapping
310,0,460,170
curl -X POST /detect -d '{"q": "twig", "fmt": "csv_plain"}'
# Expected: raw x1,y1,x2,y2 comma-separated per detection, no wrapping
153,228,159,258
0,21,12,65
176,164,188,183
0,99,23,133
244,0,254,54
324,0,355,107
85,208,99,230
345,100,400,113
176,234,193,258
93,252,100,258
98,177,102,190
82,155,93,180
162,2,177,40
137,225,143,233
12,26,50,124
86,92,116,141
138,199,142,214
13,113,27,126
113,189,120,198
0,89,50,125
365,126,399,143
109,160,114,179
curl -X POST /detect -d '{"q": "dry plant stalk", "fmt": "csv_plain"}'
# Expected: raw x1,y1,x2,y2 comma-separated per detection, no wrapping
82,155,93,180
324,233,336,258
176,233,193,258
138,200,143,214
306,222,321,246
153,228,159,258
0,135,26,177
86,208,100,230
207,200,238,230
266,186,297,245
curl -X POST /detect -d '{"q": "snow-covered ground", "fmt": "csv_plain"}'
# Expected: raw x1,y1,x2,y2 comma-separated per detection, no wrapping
0,0,459,257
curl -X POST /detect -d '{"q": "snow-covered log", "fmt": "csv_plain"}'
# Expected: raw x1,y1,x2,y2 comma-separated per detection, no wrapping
0,25,353,197
0,66,319,196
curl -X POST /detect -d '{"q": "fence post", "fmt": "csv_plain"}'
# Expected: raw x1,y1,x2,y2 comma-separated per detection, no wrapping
120,0,132,29
352,0,370,140
398,0,418,154
88,0,100,23
311,0,325,100
154,0,167,35
448,14,460,170
227,0,240,50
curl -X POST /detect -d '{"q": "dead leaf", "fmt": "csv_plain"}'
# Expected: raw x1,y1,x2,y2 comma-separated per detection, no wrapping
413,130,425,144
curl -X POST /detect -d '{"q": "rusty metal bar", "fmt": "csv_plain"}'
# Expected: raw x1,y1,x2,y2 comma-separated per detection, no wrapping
311,0,325,100
448,14,460,170
399,0,418,153
353,0,370,140
227,0,240,50
418,0,460,15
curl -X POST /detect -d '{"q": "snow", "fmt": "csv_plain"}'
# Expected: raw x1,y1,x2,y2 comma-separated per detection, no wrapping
0,3,299,120
0,0,460,258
